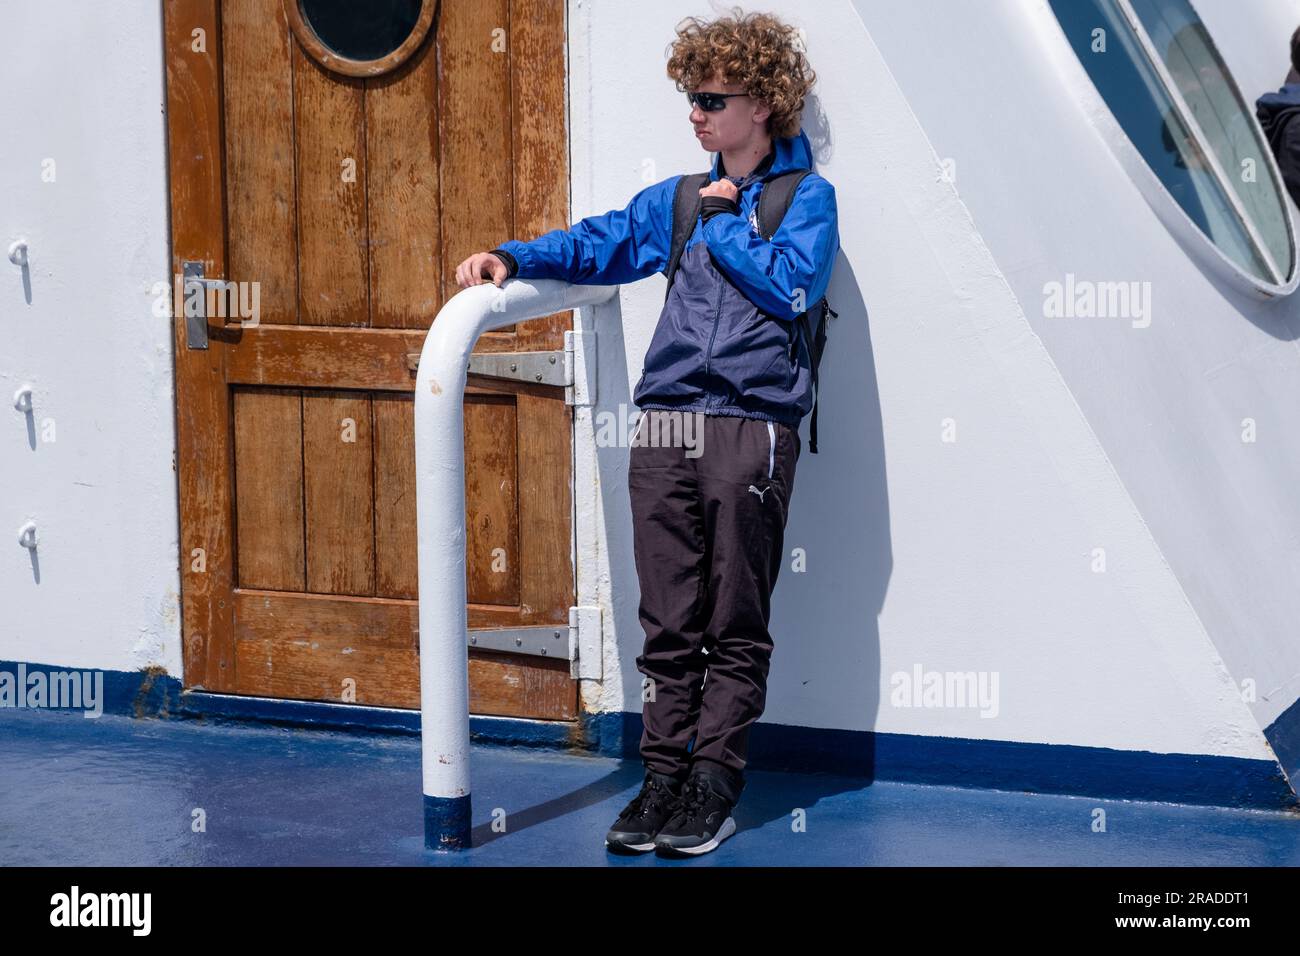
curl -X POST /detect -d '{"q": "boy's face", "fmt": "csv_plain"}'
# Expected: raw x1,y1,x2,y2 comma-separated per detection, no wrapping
689,70,771,152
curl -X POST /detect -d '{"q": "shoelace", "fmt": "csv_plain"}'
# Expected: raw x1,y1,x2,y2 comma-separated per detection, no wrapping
625,777,675,820
670,776,714,824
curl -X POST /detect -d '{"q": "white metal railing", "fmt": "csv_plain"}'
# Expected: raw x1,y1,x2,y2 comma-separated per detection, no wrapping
413,277,618,850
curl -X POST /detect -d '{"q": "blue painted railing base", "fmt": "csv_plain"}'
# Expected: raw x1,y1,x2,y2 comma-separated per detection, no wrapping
423,793,472,851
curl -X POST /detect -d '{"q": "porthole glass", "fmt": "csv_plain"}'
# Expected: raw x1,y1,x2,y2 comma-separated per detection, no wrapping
300,0,423,63
286,0,435,77
1048,0,1295,288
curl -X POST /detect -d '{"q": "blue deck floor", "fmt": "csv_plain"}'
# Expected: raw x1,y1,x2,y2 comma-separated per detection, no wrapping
2,707,1298,866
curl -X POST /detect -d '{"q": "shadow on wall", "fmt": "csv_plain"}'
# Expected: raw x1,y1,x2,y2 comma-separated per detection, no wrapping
764,254,891,780
803,93,834,170
749,101,895,732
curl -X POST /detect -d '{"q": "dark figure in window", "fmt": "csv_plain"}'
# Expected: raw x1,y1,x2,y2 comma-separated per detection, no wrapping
1256,26,1300,210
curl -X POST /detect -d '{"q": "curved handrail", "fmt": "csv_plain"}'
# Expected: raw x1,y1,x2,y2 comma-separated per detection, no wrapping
413,277,618,850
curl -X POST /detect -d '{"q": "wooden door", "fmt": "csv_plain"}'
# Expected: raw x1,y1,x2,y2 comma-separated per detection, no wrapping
163,0,578,719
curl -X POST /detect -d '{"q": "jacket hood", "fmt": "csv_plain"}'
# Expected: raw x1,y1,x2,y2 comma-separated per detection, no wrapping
710,128,814,182
1256,83,1300,140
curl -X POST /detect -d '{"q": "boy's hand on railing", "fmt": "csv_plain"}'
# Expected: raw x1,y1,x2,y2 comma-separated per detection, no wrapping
455,252,510,289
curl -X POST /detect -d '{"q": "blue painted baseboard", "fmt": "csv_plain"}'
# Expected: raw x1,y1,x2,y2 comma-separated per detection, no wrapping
4,658,1296,811
0,659,182,718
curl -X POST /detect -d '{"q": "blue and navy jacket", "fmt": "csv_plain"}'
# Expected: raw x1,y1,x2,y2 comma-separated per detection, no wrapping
492,128,839,427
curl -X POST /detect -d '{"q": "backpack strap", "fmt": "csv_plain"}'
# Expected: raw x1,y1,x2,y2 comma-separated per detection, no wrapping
761,169,832,453
755,168,813,241
663,172,711,302
797,300,837,453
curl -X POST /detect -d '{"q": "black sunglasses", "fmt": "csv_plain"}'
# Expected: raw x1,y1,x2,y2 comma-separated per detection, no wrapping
686,90,749,112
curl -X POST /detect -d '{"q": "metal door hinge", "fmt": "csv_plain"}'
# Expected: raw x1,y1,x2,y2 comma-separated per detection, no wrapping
463,329,596,407
464,604,602,680
566,328,596,408
468,349,567,386
570,604,603,680
467,625,569,658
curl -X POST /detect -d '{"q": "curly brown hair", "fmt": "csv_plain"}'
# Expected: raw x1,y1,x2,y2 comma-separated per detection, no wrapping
666,7,816,139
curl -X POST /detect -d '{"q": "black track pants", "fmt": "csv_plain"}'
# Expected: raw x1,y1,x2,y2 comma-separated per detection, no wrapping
628,408,800,796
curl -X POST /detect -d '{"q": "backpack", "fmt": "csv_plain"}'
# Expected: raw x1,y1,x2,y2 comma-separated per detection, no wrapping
662,169,837,453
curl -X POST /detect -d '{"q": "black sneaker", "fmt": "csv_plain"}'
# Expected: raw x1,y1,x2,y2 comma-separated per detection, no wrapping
605,770,685,852
653,766,741,856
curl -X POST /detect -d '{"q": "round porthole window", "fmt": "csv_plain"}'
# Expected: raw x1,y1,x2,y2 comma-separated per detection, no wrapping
1045,0,1297,295
285,0,436,77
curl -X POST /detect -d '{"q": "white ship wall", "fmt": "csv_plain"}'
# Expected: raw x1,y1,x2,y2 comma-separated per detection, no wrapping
862,0,1300,736
1,3,179,675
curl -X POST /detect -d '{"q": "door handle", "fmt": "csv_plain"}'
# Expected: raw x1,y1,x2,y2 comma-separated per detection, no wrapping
179,260,230,350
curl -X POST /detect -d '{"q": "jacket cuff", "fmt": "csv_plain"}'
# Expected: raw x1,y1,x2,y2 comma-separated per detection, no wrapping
489,248,519,278
700,195,740,222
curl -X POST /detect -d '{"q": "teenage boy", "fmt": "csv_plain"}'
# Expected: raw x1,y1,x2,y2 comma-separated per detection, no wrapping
455,9,839,857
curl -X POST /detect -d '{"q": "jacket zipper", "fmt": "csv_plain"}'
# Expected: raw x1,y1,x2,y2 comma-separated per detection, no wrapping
703,247,724,380
702,179,758,395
